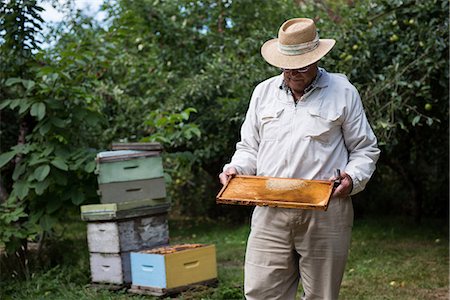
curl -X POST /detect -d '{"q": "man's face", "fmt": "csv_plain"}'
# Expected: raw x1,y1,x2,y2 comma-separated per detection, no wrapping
282,62,318,94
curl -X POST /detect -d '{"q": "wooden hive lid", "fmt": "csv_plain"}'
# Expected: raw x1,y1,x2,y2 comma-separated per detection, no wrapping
111,142,163,152
96,150,161,163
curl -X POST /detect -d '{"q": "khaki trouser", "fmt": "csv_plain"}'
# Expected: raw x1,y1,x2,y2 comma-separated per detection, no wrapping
244,197,353,300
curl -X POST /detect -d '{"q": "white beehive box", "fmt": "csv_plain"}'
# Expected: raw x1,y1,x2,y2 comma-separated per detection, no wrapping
89,252,131,284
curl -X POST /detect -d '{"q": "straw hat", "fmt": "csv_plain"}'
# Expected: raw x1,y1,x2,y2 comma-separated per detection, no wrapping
261,18,336,69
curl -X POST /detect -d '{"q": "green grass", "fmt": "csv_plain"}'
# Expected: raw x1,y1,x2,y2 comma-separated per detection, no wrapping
340,217,449,300
0,215,448,300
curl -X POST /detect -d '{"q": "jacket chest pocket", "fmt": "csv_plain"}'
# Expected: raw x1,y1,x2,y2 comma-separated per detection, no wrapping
259,109,284,141
304,110,342,145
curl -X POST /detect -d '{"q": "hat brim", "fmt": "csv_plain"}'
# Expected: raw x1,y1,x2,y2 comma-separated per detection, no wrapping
261,38,336,69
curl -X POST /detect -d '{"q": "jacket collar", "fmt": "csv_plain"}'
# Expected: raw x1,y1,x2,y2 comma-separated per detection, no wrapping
315,67,330,88
276,68,330,104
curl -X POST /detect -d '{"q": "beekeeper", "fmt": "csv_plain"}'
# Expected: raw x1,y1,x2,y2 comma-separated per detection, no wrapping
219,18,380,300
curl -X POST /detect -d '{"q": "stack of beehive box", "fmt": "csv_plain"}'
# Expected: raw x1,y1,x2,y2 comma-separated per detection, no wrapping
80,142,170,287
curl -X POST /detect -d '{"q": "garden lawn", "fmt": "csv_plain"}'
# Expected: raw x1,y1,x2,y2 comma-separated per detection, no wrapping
0,214,448,300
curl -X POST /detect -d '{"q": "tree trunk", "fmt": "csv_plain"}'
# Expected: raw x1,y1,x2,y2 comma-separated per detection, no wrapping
412,178,423,224
217,0,224,34
0,179,9,204
0,111,9,203
385,157,423,224
15,117,28,165
14,116,30,278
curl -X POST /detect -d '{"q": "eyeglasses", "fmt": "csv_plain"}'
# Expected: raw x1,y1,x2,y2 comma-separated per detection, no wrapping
281,65,311,74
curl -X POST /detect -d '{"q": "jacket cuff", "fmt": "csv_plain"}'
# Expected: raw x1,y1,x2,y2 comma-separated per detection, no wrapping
347,172,361,196
223,164,243,175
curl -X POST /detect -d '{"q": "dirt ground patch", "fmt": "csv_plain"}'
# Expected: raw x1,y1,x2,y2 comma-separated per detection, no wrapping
419,287,449,300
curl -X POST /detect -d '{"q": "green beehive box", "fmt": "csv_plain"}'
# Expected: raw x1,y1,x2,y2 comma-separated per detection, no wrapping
81,199,170,221
98,177,167,204
96,150,164,185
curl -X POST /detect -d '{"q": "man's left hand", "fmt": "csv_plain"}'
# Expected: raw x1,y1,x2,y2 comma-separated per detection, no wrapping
331,171,353,198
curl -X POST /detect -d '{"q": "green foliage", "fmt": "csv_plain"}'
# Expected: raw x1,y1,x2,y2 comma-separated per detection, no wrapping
0,198,33,253
141,107,204,216
0,58,104,250
95,0,305,218
142,107,201,147
317,0,449,220
0,0,43,73
0,1,105,254
321,0,448,144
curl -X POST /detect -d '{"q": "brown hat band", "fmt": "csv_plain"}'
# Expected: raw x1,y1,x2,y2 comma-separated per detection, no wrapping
277,32,319,56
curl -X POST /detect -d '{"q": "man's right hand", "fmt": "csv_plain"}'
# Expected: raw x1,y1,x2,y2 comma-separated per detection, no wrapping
219,167,237,185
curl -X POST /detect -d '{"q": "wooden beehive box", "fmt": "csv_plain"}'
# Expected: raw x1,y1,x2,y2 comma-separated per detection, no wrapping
90,251,132,284
217,175,334,210
130,244,217,294
98,177,167,204
86,214,169,253
96,150,163,185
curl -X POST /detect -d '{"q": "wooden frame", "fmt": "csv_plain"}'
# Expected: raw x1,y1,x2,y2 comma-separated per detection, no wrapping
216,175,334,210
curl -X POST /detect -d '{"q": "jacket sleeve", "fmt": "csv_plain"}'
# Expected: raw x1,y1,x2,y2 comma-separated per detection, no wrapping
223,87,261,175
342,87,381,195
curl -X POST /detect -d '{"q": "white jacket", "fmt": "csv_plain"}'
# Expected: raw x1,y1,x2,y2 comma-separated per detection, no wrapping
224,69,380,195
